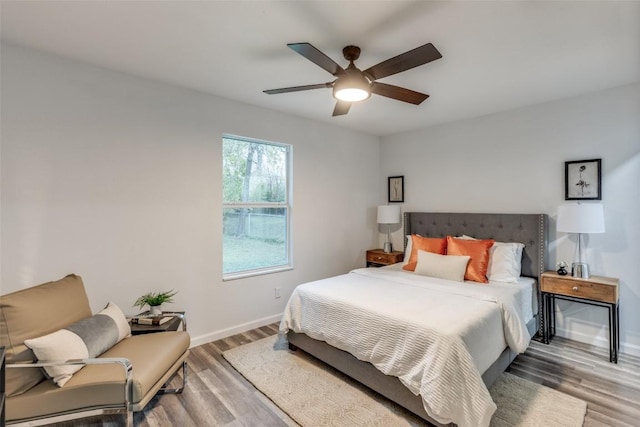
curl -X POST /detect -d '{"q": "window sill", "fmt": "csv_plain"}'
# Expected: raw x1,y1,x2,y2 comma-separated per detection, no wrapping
223,265,293,282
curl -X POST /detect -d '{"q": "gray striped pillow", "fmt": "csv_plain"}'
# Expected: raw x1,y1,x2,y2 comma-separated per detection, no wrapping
24,302,131,387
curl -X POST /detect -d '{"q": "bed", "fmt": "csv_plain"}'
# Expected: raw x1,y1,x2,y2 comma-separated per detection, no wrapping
280,212,548,427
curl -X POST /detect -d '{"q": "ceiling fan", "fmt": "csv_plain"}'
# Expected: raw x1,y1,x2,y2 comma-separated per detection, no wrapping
264,42,442,116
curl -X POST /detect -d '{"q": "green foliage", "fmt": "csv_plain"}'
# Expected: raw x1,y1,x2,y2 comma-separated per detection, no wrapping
222,138,247,202
134,290,177,308
222,137,287,203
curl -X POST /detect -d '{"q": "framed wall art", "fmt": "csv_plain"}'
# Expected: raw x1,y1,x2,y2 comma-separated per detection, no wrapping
565,158,601,200
388,176,404,203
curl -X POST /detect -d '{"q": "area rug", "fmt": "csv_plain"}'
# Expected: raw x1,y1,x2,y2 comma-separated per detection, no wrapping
223,335,587,427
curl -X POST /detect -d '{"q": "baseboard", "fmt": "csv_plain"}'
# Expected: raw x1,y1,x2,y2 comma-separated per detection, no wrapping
622,342,640,358
189,313,282,347
554,326,640,358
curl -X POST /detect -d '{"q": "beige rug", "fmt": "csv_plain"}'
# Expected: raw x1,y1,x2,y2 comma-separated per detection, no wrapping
223,335,587,427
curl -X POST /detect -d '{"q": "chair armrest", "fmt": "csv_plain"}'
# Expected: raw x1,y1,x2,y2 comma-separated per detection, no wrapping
7,357,134,406
8,357,132,370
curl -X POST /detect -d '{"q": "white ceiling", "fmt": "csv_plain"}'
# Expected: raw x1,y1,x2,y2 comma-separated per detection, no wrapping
1,1,639,136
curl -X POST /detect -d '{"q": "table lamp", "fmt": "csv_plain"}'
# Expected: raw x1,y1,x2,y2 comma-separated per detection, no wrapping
377,205,401,253
556,202,605,279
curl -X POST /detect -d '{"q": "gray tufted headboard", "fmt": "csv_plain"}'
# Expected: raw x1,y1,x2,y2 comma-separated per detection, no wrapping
403,212,548,279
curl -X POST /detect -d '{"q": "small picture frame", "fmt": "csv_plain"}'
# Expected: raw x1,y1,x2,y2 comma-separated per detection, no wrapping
565,159,601,200
388,176,404,203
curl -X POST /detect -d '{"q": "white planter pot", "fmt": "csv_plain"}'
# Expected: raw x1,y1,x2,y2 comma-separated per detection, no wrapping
149,305,162,315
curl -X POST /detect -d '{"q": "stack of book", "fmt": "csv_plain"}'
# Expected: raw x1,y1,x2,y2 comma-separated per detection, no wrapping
130,315,173,326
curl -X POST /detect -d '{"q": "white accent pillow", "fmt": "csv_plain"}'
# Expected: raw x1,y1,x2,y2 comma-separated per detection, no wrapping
459,235,524,283
24,302,131,387
414,250,470,282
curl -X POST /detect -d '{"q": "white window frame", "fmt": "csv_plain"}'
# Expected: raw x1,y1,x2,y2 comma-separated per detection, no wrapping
222,134,292,280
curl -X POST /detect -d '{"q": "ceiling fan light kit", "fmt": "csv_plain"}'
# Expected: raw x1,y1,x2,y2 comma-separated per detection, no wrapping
333,73,371,102
264,42,442,116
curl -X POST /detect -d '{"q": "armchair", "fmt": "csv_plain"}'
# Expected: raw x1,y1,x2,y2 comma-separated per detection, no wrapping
0,274,190,426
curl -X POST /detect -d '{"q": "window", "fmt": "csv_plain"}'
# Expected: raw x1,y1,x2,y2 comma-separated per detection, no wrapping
222,135,291,279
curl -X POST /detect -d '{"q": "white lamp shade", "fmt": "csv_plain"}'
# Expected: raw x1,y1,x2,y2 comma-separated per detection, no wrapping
557,203,605,234
377,205,401,224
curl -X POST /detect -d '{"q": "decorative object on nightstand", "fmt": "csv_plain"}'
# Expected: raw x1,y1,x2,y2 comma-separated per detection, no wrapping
366,249,404,267
377,205,401,253
134,289,178,315
541,271,619,363
556,202,605,279
556,261,568,276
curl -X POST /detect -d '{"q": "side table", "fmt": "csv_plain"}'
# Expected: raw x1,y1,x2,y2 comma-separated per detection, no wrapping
541,271,619,363
366,249,404,267
129,311,187,335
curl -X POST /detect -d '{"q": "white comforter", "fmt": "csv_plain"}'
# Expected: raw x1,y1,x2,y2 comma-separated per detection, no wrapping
279,267,531,427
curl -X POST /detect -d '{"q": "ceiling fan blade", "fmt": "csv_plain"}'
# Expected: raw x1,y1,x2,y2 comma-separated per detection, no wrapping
288,43,345,76
371,82,429,105
364,43,442,81
263,83,331,95
332,100,351,116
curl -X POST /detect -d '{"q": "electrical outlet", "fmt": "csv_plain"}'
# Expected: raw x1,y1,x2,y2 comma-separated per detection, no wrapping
274,287,281,299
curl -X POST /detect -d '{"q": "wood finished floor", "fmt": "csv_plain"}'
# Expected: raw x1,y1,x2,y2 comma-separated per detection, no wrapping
55,323,640,426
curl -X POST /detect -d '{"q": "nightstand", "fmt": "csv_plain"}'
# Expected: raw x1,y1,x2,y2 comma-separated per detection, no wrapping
541,271,619,363
366,249,404,267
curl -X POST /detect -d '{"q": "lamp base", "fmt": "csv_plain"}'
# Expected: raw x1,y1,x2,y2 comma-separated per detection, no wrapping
572,262,590,279
383,242,392,253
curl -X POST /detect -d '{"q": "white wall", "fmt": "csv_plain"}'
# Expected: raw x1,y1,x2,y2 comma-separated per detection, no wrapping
0,43,381,345
381,83,640,356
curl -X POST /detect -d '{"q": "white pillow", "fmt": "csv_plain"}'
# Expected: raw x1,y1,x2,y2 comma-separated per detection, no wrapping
487,242,525,283
414,250,470,282
459,235,524,283
24,302,131,387
402,234,412,265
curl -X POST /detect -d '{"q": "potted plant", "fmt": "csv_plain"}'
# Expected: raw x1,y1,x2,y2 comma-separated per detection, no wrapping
134,289,177,315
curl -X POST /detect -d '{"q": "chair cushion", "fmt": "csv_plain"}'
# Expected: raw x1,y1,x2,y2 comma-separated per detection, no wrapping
0,274,91,397
100,331,190,403
6,331,190,422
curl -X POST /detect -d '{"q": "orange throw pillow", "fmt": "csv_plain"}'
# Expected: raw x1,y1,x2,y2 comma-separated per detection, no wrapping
403,235,447,272
446,236,495,283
